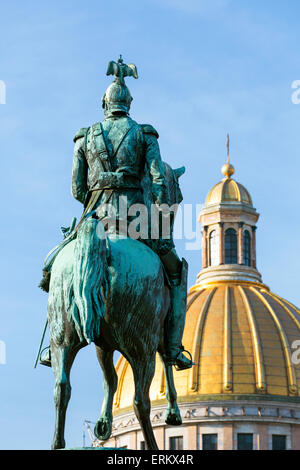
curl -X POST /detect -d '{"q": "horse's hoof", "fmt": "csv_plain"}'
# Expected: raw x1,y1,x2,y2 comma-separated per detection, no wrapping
94,417,112,441
165,408,182,426
51,439,66,450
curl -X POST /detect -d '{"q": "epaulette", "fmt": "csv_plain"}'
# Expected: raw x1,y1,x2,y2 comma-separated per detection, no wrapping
141,124,159,139
73,127,89,143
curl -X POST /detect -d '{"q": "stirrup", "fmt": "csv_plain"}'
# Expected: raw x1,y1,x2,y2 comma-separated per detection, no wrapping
166,347,194,371
174,348,194,371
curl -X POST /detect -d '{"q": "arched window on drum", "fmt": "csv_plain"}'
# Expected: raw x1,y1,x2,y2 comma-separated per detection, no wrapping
243,230,251,266
209,230,219,266
225,228,237,264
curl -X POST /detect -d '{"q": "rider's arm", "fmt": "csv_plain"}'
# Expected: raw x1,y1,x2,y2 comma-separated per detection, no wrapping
142,125,170,206
72,128,88,205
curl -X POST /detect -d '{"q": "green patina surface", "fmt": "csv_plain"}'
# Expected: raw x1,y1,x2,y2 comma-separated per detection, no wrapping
42,57,192,450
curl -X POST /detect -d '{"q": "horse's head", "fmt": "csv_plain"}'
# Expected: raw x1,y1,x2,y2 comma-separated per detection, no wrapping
163,163,185,207
141,161,185,223
174,166,186,180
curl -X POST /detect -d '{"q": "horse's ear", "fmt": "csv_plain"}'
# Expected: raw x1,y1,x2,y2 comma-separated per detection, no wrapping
174,166,185,180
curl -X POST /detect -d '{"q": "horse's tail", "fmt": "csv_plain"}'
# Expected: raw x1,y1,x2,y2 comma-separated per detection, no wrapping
73,218,109,343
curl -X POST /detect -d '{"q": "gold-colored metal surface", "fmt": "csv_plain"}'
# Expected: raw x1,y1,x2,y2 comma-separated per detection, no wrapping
223,286,233,392
114,356,130,408
188,288,216,392
205,175,253,207
190,279,270,293
238,286,266,393
265,291,300,331
221,163,235,179
113,282,300,412
250,287,298,396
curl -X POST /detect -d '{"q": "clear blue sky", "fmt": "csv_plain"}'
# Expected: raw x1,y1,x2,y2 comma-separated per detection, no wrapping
0,0,300,449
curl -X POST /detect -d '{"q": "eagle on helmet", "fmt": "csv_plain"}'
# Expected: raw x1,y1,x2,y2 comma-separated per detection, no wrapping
102,55,138,116
106,54,138,84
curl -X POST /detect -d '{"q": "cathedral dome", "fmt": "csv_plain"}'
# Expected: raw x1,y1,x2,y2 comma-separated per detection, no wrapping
113,282,300,414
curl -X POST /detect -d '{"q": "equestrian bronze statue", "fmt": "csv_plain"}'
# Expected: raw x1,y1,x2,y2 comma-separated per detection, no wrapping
38,56,193,450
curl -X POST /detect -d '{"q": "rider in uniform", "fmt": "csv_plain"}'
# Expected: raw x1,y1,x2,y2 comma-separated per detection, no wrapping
40,57,193,371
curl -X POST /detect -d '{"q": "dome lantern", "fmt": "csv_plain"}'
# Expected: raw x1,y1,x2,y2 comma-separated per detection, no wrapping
197,136,261,288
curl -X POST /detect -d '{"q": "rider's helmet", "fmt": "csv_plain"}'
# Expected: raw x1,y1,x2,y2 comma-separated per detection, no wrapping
102,55,138,117
102,80,133,116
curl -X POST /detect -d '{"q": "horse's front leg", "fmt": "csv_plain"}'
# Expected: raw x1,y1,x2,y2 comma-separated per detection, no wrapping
158,351,182,426
94,347,117,441
51,344,79,450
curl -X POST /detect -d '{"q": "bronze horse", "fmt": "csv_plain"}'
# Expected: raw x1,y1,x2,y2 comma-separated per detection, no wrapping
48,164,184,450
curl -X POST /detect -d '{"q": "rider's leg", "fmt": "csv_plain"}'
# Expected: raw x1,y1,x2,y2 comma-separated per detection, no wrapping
160,248,194,371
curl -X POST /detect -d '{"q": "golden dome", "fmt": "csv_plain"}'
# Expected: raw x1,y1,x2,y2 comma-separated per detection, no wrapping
113,281,300,415
205,177,253,207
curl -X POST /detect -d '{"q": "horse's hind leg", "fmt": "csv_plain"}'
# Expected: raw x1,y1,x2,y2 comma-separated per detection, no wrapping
51,345,79,450
131,356,158,450
159,352,182,426
94,347,117,441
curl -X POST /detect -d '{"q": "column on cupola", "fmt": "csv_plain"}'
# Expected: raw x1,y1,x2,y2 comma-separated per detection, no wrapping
252,226,257,268
238,222,244,264
219,222,224,264
202,225,208,269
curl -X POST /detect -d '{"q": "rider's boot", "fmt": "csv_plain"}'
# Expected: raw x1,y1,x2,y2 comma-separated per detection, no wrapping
40,346,51,367
161,250,194,371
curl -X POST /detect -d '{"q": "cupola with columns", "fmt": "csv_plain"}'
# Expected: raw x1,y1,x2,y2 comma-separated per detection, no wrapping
198,135,262,288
